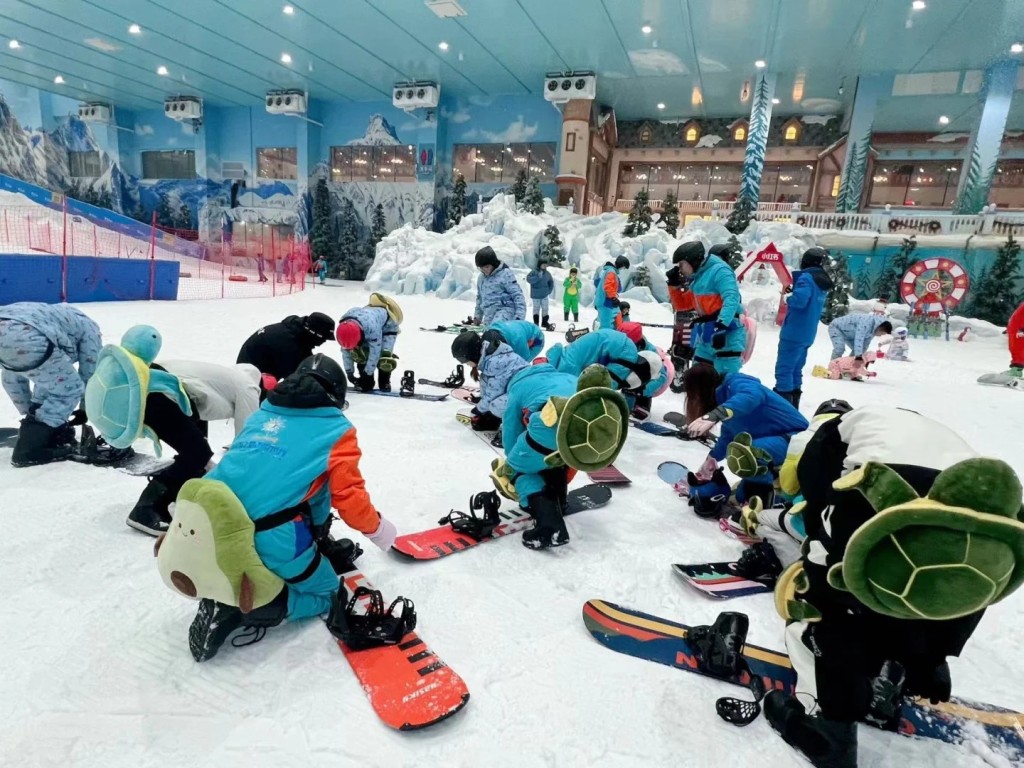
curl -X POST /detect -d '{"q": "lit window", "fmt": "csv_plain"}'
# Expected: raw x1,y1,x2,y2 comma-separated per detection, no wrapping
831,175,841,197
785,125,798,141
683,122,701,144
734,126,746,142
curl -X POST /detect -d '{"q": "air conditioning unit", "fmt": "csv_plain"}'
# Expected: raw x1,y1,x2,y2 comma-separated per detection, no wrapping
265,90,307,115
393,82,440,110
164,97,202,120
78,103,112,122
544,72,597,103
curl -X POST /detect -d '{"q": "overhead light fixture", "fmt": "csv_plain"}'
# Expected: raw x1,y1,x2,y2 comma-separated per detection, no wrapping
1012,43,1024,54
128,23,141,34
8,40,20,49
641,24,652,34
53,75,64,84
280,52,292,63
772,98,780,104
438,41,449,51
939,115,950,124
912,0,926,8
656,102,666,110
282,4,295,13
754,59,766,68
157,65,168,75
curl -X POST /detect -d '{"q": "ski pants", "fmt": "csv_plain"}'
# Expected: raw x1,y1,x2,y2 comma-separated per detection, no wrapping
563,294,579,319
595,305,621,331
143,391,212,491
507,415,560,503
774,339,811,393
482,306,520,327
693,320,746,376
532,298,550,317
0,321,83,428
828,328,854,359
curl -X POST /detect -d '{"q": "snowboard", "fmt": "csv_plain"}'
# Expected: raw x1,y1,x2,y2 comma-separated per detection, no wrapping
419,324,484,334
657,461,759,545
0,427,18,447
116,454,175,477
631,419,715,447
582,600,1024,760
391,484,613,561
565,325,590,343
640,322,674,329
587,465,631,485
455,410,502,452
451,387,480,405
978,372,1023,390
670,562,774,599
337,567,470,729
418,376,463,389
350,389,449,402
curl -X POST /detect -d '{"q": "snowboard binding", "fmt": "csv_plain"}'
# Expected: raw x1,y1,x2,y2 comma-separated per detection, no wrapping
71,424,136,466
327,585,417,650
863,660,906,731
439,491,501,541
443,364,465,389
400,370,415,397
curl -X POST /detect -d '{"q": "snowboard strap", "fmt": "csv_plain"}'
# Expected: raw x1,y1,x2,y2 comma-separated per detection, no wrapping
438,491,502,541
863,660,906,731
327,586,418,651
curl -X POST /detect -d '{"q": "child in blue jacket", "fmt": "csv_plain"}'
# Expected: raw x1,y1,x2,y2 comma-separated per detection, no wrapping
473,246,527,326
526,260,555,330
451,328,531,432
774,248,834,408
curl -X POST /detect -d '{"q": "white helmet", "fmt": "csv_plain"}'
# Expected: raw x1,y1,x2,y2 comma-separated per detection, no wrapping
623,350,664,391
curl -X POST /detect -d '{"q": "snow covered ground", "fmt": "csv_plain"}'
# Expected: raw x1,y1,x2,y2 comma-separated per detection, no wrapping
1,286,1022,768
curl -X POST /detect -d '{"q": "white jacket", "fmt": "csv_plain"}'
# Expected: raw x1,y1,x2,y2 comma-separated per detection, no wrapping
160,360,261,435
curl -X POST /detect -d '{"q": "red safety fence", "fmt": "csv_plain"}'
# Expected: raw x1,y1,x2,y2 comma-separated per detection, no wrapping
0,200,314,301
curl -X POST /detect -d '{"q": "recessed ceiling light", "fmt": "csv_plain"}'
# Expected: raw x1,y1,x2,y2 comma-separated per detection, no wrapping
641,24,652,34
939,115,950,124
438,41,449,51
754,59,766,68
8,40,20,49
1012,43,1024,54
157,65,168,75
772,98,780,104
128,23,141,34
656,102,666,110
280,52,292,63
912,0,926,8
53,75,64,84
283,4,295,13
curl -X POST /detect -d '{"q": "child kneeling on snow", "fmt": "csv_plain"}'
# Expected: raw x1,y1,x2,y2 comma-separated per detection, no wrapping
822,351,877,380
880,327,910,361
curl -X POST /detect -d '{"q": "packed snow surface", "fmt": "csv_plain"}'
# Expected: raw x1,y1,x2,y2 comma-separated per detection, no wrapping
1,284,1022,768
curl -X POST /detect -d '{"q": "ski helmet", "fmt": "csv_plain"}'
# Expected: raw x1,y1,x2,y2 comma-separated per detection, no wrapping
620,321,644,343
673,241,706,270
708,243,732,261
800,247,828,270
475,246,500,269
451,331,483,364
335,320,362,350
814,398,852,417
896,327,909,339
621,350,663,391
614,255,630,270
294,353,347,406
619,300,631,316
303,312,336,345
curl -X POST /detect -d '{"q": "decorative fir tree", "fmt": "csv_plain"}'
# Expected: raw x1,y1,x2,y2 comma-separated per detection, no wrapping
131,201,147,223
631,264,651,287
853,264,873,300
365,202,388,262
966,235,1023,326
336,200,363,280
661,191,680,237
96,189,112,210
623,189,652,237
873,236,918,302
512,169,528,203
821,251,853,324
539,225,565,265
725,197,755,235
447,173,467,229
523,176,544,215
724,235,744,269
176,203,192,230
155,193,176,228
310,177,333,268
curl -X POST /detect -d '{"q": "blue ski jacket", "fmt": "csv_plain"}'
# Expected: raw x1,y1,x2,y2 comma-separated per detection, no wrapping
780,267,832,345
709,372,809,462
475,263,527,326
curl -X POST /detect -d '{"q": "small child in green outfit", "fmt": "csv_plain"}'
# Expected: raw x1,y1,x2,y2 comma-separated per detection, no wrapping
563,267,580,322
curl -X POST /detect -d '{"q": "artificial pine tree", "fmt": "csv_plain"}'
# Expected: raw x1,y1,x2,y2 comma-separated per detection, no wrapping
155,194,176,228
724,235,744,269
631,264,651,287
540,225,564,265
176,203,192,230
310,177,333,269
872,236,918,302
447,173,467,229
661,191,680,237
131,201,147,223
821,251,853,324
725,197,755,235
365,202,387,262
853,264,873,300
512,169,528,203
966,235,1023,325
623,189,652,237
523,176,544,215
336,200,363,279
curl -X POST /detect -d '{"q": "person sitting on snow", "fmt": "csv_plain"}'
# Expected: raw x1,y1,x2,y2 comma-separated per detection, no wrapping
236,312,336,397
335,293,403,393
880,326,910,361
526,259,555,330
819,351,878,381
593,256,630,330
472,246,526,327
155,354,400,662
451,324,534,432
826,313,892,378
489,363,628,549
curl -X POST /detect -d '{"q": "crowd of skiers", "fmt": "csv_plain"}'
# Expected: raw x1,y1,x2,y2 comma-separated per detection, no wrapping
3,240,1024,768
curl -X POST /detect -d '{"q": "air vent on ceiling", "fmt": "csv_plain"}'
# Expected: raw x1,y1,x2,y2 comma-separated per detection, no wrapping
393,81,440,109
425,0,466,18
265,90,307,115
544,72,596,103
78,102,113,123
892,72,960,97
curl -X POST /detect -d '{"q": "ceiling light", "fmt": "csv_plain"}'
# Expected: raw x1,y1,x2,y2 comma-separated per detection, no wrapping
280,52,292,63
641,24,652,34
53,75,64,84
1012,43,1024,54
128,23,141,34
912,0,926,8
754,59,766,68
8,40,20,49
772,98,780,104
438,41,449,51
656,102,666,110
939,115,949,124
282,4,295,13
157,65,168,75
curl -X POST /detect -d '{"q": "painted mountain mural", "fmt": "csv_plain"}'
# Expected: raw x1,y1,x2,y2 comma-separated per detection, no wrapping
347,114,401,146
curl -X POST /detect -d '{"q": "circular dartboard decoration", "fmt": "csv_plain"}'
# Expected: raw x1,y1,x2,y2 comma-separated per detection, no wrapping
899,258,970,313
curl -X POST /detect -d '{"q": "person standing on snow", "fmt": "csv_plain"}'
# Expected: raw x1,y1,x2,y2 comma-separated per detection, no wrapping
593,256,630,330
773,247,833,409
472,246,526,327
335,294,403,393
563,267,581,323
236,312,336,396
0,302,104,467
671,242,747,374
978,300,1024,387
526,259,555,330
451,327,532,433
665,254,699,390
826,313,892,379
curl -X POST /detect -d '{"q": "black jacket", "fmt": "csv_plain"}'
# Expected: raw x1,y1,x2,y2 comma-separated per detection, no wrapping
236,316,321,381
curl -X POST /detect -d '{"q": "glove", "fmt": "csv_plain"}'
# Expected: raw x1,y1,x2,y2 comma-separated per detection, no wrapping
609,297,620,308
666,266,682,287
711,322,729,350
68,409,88,426
695,455,718,482
688,418,717,438
366,516,397,551
905,660,951,705
261,373,279,392
356,374,375,393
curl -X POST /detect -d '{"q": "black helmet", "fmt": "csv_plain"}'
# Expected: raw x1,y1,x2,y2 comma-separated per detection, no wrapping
303,312,336,345
673,241,706,269
800,247,828,270
270,353,348,409
708,243,732,260
475,246,500,269
452,331,483,364
814,398,852,417
619,300,631,315
614,255,630,270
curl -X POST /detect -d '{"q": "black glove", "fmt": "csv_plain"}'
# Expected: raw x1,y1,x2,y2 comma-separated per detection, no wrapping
356,374,375,393
666,266,682,287
855,355,864,362
609,297,620,308
69,409,88,426
904,660,951,705
711,322,728,350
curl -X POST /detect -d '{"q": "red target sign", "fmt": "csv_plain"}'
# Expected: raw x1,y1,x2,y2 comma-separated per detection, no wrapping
899,258,969,313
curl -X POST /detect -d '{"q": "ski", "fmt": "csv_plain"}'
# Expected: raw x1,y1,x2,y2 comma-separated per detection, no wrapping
350,390,448,402
337,567,470,729
391,484,613,561
587,465,631,485
582,599,1024,759
670,562,774,599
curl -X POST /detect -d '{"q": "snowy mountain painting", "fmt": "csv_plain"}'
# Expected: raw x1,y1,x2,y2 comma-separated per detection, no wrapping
346,114,401,146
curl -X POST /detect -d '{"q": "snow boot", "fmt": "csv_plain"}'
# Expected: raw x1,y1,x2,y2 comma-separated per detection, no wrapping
73,425,135,466
573,312,579,322
471,410,501,432
490,430,503,449
400,370,415,397
319,535,363,574
11,418,75,467
522,490,569,550
533,313,541,327
326,582,417,650
733,540,783,582
188,598,244,662
377,370,392,393
443,364,465,389
631,395,652,421
773,389,796,407
564,310,569,321
542,315,555,332
764,691,857,768
127,477,177,536
792,389,802,410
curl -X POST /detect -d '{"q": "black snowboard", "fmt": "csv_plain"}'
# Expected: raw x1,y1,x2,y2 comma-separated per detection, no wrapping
0,427,17,447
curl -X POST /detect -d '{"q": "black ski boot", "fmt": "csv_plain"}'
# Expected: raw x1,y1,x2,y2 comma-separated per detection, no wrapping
400,370,415,397
542,315,555,332
439,491,501,541
472,410,501,432
320,536,364,574
490,430,503,448
732,540,783,583
632,395,652,421
188,599,244,662
127,477,176,536
522,490,569,550
533,313,541,327
688,611,750,678
792,389,803,410
764,691,857,768
377,369,392,393
326,583,417,650
443,364,465,389
74,424,135,466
